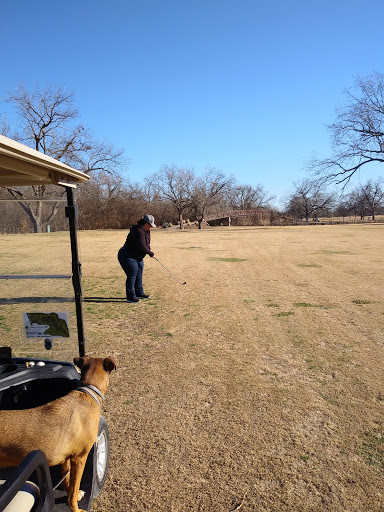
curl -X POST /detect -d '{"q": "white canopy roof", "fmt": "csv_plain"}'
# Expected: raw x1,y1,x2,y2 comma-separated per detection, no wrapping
0,134,90,187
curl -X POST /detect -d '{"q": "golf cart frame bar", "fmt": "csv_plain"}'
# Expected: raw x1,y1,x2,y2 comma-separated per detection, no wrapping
65,186,86,357
0,134,89,357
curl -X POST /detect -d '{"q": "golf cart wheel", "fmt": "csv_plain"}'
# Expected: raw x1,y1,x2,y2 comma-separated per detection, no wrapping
92,416,110,498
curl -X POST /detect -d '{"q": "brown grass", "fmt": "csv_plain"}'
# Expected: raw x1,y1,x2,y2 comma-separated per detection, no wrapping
1,225,384,511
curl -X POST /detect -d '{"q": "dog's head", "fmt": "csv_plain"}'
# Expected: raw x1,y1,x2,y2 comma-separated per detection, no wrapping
74,355,117,395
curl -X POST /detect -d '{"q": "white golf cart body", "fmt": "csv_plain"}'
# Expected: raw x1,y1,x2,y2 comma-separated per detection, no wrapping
0,135,108,512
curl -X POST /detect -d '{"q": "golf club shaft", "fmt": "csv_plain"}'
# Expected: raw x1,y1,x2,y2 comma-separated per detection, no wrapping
154,257,186,285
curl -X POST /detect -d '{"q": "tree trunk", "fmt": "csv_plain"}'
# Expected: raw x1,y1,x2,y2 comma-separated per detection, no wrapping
178,212,184,230
31,216,43,233
27,201,43,233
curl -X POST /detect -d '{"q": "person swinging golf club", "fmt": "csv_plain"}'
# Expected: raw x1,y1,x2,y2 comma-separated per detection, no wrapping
118,214,156,303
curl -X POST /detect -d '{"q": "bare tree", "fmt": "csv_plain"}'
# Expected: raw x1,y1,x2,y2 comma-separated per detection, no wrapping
312,72,384,186
135,181,177,224
0,115,10,136
339,179,384,221
361,178,384,220
148,165,195,229
192,167,232,229
285,179,335,222
343,189,367,221
76,173,126,229
333,198,352,221
225,184,275,210
2,83,127,232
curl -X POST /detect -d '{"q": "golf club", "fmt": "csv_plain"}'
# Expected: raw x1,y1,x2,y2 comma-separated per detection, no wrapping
154,257,186,285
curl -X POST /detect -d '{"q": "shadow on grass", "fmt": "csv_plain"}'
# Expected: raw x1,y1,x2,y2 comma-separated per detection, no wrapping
84,297,127,303
0,297,75,304
0,296,128,304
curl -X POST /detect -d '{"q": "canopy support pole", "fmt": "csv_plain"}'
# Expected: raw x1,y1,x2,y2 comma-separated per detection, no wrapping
65,187,86,357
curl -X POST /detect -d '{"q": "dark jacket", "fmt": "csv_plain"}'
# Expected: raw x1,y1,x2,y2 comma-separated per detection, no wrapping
123,224,154,260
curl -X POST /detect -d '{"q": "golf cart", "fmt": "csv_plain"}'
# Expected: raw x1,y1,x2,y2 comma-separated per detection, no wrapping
0,134,109,511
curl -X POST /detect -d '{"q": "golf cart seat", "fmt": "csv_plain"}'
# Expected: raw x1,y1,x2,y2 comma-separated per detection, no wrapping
0,450,54,512
0,479,39,512
0,347,81,410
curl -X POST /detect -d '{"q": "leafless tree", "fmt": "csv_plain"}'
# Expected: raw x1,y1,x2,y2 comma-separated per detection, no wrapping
311,72,384,187
360,178,384,220
191,167,232,229
135,182,177,224
225,184,275,210
340,190,366,221
333,198,352,221
338,179,384,221
0,115,10,136
76,173,125,229
285,179,335,222
2,83,127,232
147,165,195,229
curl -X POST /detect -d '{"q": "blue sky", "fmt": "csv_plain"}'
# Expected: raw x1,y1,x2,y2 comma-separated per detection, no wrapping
1,0,384,207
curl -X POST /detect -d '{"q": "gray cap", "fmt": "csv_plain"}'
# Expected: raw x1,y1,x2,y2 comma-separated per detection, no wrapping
142,214,156,227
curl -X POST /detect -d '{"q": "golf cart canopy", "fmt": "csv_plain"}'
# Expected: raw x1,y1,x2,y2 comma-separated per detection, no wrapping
0,134,89,187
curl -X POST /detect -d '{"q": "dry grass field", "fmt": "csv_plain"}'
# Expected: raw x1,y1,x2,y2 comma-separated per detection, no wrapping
0,224,384,511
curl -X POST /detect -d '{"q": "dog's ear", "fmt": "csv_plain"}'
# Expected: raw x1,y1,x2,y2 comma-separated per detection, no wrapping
103,356,117,373
74,355,90,369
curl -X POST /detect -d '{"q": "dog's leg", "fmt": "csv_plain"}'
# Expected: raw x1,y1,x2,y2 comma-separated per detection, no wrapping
61,459,71,494
61,459,85,502
66,456,87,512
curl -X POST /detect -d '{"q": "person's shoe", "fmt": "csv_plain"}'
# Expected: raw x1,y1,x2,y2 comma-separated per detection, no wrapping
127,298,141,303
136,294,151,299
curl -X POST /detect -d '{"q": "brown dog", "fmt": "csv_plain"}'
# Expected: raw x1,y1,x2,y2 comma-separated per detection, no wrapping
0,355,117,512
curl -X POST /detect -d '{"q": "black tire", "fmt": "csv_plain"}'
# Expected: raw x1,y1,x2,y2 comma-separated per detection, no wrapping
92,416,110,499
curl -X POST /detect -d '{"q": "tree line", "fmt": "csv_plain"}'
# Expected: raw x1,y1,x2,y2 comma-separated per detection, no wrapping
285,177,384,223
0,162,276,232
1,72,384,233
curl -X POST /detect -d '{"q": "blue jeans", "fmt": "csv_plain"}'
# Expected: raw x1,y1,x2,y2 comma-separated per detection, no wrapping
118,248,145,300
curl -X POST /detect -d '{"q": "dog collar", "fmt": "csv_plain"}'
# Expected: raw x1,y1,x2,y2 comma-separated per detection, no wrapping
77,385,104,408
86,384,105,401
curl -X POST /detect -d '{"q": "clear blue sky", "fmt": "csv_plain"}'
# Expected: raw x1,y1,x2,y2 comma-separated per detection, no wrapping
1,0,384,207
